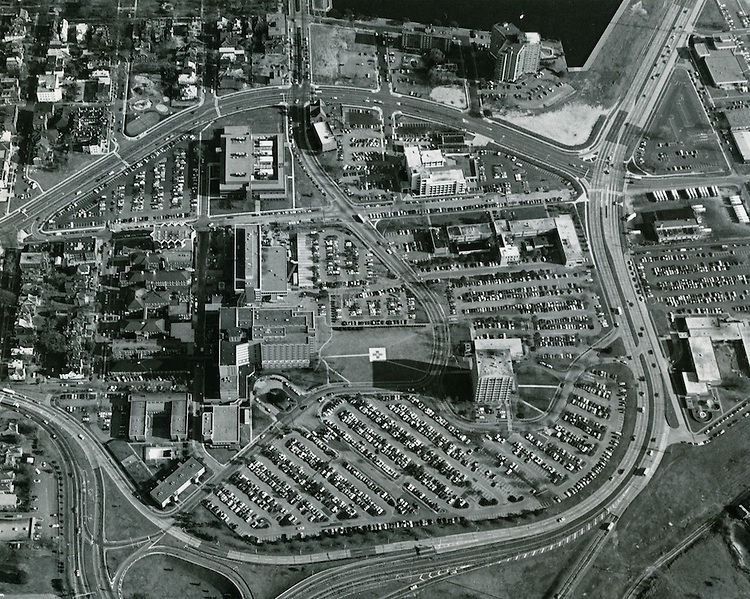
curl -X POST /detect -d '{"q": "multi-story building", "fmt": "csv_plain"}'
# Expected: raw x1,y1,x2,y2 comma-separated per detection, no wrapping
489,23,541,82
471,338,522,426
401,23,452,52
417,168,467,197
36,72,62,103
403,145,466,197
0,78,19,104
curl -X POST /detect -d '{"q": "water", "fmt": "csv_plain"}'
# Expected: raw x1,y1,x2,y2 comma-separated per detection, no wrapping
330,0,623,67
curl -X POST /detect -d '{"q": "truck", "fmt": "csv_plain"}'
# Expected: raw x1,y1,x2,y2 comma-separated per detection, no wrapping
623,212,637,223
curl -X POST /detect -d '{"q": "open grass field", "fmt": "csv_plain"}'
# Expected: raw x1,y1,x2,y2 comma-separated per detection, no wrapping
122,554,241,599
578,414,750,597
25,152,101,200
320,325,435,385
697,0,729,31
125,110,162,137
103,473,159,542
310,23,378,89
0,542,61,596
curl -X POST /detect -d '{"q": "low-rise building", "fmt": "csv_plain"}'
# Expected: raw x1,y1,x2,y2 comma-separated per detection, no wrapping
201,404,241,446
312,121,336,152
0,77,19,104
149,457,205,508
703,51,747,89
128,394,190,442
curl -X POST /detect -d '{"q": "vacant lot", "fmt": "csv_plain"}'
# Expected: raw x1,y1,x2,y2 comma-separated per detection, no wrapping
642,526,750,599
310,24,378,89
502,102,607,146
578,415,750,597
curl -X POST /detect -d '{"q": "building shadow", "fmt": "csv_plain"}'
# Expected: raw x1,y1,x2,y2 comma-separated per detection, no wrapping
371,359,473,401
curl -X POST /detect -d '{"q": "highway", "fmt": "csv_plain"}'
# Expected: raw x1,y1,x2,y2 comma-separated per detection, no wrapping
0,0,717,597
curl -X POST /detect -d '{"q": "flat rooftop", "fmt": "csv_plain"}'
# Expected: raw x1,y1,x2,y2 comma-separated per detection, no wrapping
704,51,747,86
260,245,287,293
473,337,523,359
203,405,240,445
235,225,260,292
474,348,515,379
688,336,721,383
219,127,286,195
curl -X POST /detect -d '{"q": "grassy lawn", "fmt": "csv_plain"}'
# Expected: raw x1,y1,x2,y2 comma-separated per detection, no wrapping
321,326,435,386
516,385,558,417
122,554,241,599
0,543,62,596
26,152,102,198
103,473,160,543
696,0,727,31
125,111,162,137
213,107,284,133
105,546,137,580
579,415,750,597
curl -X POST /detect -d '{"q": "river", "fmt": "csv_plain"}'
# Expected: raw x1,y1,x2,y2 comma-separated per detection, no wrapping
331,0,624,67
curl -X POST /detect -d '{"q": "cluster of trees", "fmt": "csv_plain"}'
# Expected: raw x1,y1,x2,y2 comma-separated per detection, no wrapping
421,48,458,85
0,564,28,585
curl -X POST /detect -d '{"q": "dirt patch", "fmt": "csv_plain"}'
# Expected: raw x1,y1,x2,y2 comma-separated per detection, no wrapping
501,102,608,146
429,85,467,109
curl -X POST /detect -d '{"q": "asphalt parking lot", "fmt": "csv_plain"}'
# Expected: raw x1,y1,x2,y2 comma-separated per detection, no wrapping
49,136,197,231
201,375,628,542
634,242,750,334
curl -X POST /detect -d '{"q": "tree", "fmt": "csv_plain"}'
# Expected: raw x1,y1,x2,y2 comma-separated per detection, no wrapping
423,48,445,70
36,329,67,354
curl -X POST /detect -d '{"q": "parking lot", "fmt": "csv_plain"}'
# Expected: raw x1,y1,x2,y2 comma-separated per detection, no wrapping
635,69,728,176
316,105,400,201
475,149,571,195
634,242,750,334
447,266,605,360
370,206,606,370
304,227,390,290
48,135,197,231
201,372,629,542
328,284,424,327
478,72,575,111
